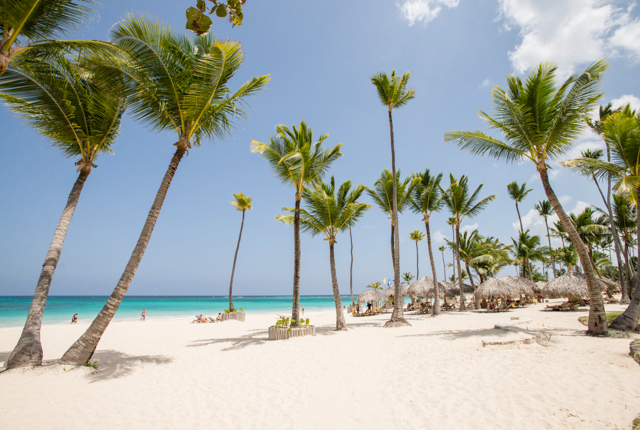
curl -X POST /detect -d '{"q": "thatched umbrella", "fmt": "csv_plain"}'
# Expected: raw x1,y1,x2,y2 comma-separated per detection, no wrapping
356,289,385,304
534,281,547,294
500,276,535,295
443,282,474,299
476,277,520,300
382,285,396,298
542,273,591,299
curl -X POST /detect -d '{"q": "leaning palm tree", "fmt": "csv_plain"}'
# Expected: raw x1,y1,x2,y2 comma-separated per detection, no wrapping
507,181,533,232
444,61,609,335
0,0,120,74
371,69,415,328
562,108,640,331
440,174,495,311
409,169,444,315
535,200,557,279
227,192,252,312
2,54,126,368
252,121,342,327
277,177,370,330
408,230,425,278
60,14,269,365
366,169,418,272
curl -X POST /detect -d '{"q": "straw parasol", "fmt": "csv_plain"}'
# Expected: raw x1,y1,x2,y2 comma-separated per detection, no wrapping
443,282,475,298
475,277,520,300
405,276,447,298
542,273,591,299
534,281,547,294
500,276,535,295
383,285,409,298
356,289,385,304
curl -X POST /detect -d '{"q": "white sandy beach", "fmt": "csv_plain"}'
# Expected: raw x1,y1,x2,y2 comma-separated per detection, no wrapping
1,302,639,430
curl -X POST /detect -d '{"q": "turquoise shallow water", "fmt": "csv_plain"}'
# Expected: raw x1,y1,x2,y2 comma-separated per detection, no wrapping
0,295,362,328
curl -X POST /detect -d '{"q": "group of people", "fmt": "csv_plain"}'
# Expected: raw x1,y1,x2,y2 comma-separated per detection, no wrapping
193,313,222,323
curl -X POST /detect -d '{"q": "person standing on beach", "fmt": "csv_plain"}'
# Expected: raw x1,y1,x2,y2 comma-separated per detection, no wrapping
301,305,304,316
71,313,78,324
140,310,146,322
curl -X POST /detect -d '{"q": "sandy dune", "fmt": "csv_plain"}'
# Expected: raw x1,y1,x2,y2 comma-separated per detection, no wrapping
1,301,639,430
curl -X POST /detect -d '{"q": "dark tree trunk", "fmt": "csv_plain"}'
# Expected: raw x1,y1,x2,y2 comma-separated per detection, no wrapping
537,164,607,335
7,167,91,368
390,223,396,271
349,226,355,307
455,223,466,311
385,109,408,327
60,145,187,365
291,196,302,327
425,217,440,315
227,210,246,311
329,242,347,330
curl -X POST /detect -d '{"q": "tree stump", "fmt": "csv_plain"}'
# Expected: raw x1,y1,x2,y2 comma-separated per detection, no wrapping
221,312,245,322
268,326,316,340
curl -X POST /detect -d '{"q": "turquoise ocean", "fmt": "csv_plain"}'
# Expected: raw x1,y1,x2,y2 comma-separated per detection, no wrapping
0,295,368,328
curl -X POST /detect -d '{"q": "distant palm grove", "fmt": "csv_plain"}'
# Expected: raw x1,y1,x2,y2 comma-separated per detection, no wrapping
3,1,640,369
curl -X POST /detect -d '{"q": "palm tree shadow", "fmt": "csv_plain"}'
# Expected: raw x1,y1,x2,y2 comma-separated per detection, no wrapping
189,329,270,351
398,327,511,340
87,350,172,383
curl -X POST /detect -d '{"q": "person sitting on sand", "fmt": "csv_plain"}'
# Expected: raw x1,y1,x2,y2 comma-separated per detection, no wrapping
198,314,207,323
71,313,78,324
216,313,222,322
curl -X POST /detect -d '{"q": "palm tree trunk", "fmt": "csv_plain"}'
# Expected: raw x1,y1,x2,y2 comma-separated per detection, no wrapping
516,202,523,232
385,110,408,327
291,196,302,328
390,223,396,271
455,223,466,311
624,240,634,298
465,261,480,310
415,241,419,279
60,145,187,365
537,165,607,335
7,167,91,368
610,183,640,331
441,249,446,280
544,217,557,279
425,219,440,316
227,210,245,311
329,242,347,330
349,226,354,307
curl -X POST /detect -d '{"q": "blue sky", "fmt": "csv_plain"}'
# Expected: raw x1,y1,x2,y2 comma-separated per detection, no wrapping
2,0,640,297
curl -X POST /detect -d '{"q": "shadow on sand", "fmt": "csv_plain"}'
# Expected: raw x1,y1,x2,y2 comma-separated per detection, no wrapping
87,350,173,382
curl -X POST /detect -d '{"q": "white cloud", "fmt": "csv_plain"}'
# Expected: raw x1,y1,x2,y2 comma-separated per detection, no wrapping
479,78,490,88
433,229,447,243
558,195,572,205
557,135,606,162
515,200,590,246
397,0,460,26
610,94,640,111
460,223,479,234
497,0,640,79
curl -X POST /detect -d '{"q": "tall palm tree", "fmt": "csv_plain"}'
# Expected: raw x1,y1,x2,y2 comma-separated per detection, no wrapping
445,230,483,307
349,226,355,307
566,149,627,301
562,107,640,331
3,54,126,368
409,169,444,315
371,69,415,328
439,245,447,281
555,246,579,274
367,281,384,292
277,177,370,330
535,200,557,279
252,121,342,327
611,194,637,296
408,230,425,278
440,174,495,311
472,236,512,282
0,0,119,74
60,14,269,365
507,181,533,232
569,207,610,275
510,230,548,280
444,61,609,335
366,169,418,273
227,192,252,312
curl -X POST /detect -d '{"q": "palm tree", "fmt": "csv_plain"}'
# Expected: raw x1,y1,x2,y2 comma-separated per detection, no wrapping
445,230,483,307
277,177,370,330
60,14,269,365
555,246,579,274
409,169,444,315
3,53,126,368
253,121,342,327
444,61,609,335
227,193,252,312
367,281,384,292
510,230,548,280
472,236,512,282
507,181,533,232
569,207,610,276
440,174,495,311
402,273,415,284
439,246,447,280
535,200,557,279
408,230,425,278
0,0,119,75
349,226,355,307
611,194,637,296
371,69,415,328
366,169,418,273
565,149,628,301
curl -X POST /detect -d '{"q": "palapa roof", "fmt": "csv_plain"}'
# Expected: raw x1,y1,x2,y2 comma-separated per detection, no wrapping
443,281,474,298
542,273,593,298
356,289,385,303
476,277,520,300
534,281,547,294
405,276,447,298
382,284,408,298
500,276,535,295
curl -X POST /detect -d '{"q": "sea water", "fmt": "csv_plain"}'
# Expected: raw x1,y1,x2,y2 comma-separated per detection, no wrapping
0,295,371,328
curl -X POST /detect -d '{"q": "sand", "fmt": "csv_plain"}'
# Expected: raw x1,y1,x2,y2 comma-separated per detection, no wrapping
1,301,639,430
